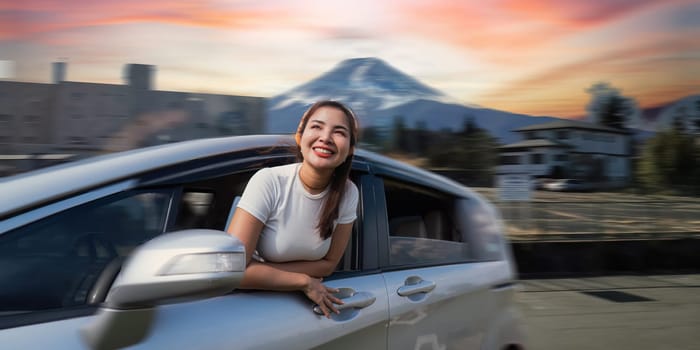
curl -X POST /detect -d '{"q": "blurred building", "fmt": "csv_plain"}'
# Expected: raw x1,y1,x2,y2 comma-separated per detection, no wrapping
0,62,266,175
497,120,632,187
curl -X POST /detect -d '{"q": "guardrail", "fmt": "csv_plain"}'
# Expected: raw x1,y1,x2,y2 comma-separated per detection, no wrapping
492,200,700,276
495,201,700,240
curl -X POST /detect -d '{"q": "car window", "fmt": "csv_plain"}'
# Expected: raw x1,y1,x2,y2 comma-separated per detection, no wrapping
0,191,171,315
172,170,256,232
453,198,504,262
382,178,470,267
172,168,364,273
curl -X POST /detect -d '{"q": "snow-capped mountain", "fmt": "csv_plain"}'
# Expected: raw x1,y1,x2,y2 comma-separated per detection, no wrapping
269,57,452,112
266,57,560,143
266,57,686,143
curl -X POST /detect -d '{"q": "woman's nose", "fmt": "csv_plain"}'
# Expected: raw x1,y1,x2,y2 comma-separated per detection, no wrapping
319,130,334,144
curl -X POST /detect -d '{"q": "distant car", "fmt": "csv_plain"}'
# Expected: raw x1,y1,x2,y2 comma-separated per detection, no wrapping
531,178,550,190
0,135,526,350
544,178,588,192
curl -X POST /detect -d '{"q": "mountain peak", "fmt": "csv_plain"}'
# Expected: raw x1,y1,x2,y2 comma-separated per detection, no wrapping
333,57,389,71
270,57,450,111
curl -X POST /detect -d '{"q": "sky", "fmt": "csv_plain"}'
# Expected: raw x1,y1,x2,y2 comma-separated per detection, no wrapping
2,0,699,118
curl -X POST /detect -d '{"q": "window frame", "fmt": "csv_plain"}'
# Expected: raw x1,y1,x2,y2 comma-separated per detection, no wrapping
0,187,175,329
371,174,477,270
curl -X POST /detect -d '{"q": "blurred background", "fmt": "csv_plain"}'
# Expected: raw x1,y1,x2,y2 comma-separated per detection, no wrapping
2,2,700,348
1,0,699,245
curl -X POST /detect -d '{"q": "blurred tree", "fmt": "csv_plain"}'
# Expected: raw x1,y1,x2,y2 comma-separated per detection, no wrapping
392,115,408,152
637,130,699,194
585,82,639,129
414,120,429,155
672,115,686,134
426,120,499,185
460,115,478,137
695,100,700,133
360,126,381,151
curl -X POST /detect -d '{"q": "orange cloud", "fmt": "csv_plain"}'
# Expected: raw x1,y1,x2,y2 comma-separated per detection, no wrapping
1,1,288,40
498,0,661,26
391,0,685,64
474,35,700,116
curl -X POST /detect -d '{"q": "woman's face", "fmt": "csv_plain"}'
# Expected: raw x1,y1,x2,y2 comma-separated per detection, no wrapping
299,106,353,172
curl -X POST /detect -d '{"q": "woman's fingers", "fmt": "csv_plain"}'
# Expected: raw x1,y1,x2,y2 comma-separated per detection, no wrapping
327,294,343,305
304,278,346,317
325,286,343,305
325,297,339,315
318,303,331,318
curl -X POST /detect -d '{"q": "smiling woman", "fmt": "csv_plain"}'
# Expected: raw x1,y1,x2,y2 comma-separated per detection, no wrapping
226,100,360,318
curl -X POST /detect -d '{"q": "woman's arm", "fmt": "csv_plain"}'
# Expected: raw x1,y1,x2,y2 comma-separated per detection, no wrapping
226,208,264,266
263,222,354,278
227,208,344,316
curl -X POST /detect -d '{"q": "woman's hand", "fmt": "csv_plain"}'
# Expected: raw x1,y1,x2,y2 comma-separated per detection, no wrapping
303,277,344,318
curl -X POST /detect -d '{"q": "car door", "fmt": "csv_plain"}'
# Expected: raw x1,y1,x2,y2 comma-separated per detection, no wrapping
113,170,388,349
0,187,174,348
1,161,389,349
374,176,516,350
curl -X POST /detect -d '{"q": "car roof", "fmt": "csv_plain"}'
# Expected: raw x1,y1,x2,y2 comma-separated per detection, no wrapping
0,135,292,217
1,135,479,218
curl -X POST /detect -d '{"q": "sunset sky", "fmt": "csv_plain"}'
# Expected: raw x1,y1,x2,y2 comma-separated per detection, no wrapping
2,0,699,118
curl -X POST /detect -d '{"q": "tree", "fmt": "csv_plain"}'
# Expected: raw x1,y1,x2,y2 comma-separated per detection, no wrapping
460,115,478,137
414,120,429,155
426,120,499,185
359,126,381,151
637,130,699,193
391,115,408,152
585,82,639,129
695,100,700,133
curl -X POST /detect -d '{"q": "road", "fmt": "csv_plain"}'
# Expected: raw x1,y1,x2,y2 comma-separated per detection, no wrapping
516,274,700,350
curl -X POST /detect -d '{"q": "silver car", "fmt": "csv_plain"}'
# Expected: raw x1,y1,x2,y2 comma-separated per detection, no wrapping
0,135,526,349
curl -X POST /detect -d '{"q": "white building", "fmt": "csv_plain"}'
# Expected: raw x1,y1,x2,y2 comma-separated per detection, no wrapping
498,120,632,186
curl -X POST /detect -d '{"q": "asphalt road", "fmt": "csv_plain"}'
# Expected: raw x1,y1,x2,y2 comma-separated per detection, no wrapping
516,274,700,350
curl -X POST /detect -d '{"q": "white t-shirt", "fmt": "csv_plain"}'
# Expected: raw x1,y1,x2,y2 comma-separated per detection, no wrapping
236,163,359,263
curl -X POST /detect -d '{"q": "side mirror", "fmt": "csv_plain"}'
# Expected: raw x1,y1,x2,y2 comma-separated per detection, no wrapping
81,229,246,350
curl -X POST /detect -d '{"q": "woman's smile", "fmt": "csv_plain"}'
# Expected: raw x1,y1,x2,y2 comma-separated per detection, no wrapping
300,106,352,170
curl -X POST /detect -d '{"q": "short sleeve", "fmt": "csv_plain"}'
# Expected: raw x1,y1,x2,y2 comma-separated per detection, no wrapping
337,180,359,224
236,168,277,223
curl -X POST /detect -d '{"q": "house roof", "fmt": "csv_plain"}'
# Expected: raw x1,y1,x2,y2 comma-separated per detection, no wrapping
499,138,573,149
513,119,632,134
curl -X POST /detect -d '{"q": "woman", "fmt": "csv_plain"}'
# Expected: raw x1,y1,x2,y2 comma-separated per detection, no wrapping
227,100,359,318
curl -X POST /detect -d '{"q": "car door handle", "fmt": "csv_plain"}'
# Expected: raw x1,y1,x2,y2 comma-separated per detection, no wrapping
397,279,436,297
313,291,376,315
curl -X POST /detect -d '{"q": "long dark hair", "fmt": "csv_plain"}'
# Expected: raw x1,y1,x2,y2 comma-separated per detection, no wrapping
295,100,359,239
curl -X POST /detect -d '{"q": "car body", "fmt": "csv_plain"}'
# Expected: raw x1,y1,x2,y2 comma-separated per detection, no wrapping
0,134,526,350
543,178,588,192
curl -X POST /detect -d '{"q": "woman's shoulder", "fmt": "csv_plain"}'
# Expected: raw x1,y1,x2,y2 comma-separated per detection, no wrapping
343,179,359,199
253,163,299,179
344,178,358,190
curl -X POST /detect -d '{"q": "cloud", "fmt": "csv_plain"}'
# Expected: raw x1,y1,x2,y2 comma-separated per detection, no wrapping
498,0,661,26
1,1,288,40
390,0,688,63
473,35,700,117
